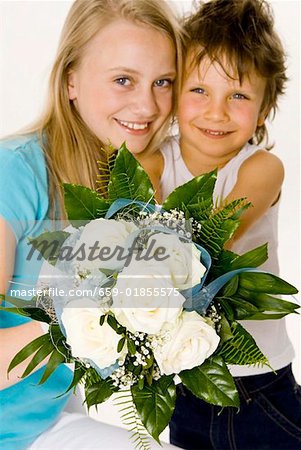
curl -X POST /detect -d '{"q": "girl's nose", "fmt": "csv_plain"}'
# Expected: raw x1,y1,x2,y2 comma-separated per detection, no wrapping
130,87,159,119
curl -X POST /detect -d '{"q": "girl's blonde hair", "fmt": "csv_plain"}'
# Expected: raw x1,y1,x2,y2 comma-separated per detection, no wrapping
30,0,183,216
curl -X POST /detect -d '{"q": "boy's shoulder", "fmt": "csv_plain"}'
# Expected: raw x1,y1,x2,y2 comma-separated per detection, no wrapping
238,148,284,187
242,148,284,172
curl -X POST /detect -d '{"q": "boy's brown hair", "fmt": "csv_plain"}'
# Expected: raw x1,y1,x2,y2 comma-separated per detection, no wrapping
183,0,287,145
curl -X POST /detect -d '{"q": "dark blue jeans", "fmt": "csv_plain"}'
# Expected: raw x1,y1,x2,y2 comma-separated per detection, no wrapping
170,364,301,450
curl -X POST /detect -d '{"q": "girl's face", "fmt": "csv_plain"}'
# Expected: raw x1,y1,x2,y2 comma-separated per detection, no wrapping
178,54,267,166
68,19,176,154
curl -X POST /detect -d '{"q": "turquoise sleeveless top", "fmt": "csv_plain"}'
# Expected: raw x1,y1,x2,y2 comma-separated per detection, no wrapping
0,135,72,449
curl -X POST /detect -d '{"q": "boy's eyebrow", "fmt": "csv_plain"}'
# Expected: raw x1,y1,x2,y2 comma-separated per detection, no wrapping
107,66,176,78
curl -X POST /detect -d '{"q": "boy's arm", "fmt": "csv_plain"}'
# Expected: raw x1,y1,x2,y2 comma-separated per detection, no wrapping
224,150,284,244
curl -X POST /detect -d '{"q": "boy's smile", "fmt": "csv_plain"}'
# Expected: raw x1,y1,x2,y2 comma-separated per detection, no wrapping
178,54,267,172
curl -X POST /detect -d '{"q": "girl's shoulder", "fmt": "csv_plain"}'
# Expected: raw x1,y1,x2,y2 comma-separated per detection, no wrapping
0,134,46,174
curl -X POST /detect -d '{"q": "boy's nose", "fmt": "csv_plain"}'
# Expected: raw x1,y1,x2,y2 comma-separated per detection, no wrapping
203,98,229,122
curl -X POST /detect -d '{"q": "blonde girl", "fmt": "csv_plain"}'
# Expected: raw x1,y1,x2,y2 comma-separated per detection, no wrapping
0,1,183,448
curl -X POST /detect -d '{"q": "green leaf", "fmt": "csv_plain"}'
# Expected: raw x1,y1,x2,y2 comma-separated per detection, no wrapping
217,322,269,367
229,244,268,270
22,341,55,378
108,143,154,203
223,275,239,296
49,324,71,358
218,313,234,344
28,231,70,266
163,171,216,218
239,272,298,295
117,336,126,353
237,289,299,314
85,378,114,409
60,361,87,396
0,306,52,323
221,296,260,320
132,376,176,443
127,337,136,356
63,183,110,224
107,314,118,332
180,355,239,407
38,348,67,384
242,312,291,320
8,333,50,374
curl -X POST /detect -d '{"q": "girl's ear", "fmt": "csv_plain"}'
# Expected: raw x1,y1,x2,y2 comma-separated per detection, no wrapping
67,71,77,100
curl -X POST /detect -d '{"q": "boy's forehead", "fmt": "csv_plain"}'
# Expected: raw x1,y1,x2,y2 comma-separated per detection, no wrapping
184,48,263,86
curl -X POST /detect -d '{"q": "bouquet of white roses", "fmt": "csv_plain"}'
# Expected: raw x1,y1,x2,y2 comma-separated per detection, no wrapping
4,144,299,448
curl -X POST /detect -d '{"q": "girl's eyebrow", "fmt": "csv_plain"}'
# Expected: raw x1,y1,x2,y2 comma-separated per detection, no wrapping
107,67,140,74
107,66,176,78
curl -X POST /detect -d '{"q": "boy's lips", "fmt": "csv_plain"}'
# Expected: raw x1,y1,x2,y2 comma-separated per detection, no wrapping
200,128,232,138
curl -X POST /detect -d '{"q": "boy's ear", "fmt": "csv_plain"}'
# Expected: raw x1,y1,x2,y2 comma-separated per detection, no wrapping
67,71,77,101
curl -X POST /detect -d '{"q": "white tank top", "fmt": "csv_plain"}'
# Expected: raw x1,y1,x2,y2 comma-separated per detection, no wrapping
160,135,294,376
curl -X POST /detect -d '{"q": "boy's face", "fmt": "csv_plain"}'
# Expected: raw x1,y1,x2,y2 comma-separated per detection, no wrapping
178,54,267,165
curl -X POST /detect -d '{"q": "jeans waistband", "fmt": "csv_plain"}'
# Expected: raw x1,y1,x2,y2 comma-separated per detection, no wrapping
234,364,292,403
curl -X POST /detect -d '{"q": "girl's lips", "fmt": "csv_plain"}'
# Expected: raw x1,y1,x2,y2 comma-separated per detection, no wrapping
115,118,151,135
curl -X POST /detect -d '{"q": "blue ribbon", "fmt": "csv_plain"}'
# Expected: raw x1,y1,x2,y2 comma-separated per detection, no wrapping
183,267,264,314
105,198,159,218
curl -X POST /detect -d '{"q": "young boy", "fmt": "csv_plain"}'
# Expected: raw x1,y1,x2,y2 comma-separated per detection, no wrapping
154,0,301,448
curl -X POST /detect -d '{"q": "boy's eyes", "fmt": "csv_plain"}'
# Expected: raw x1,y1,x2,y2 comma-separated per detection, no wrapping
232,92,248,100
191,87,205,94
190,88,248,100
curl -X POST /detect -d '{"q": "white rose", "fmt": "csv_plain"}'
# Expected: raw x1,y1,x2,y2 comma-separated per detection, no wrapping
61,298,126,369
143,233,206,290
112,260,185,334
154,311,220,375
72,218,137,272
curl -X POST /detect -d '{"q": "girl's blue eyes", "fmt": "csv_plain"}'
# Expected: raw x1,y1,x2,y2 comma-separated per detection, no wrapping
114,78,172,87
154,79,172,88
115,78,130,86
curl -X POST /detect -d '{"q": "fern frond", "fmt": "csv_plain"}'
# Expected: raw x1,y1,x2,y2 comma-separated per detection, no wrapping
96,149,117,197
194,198,248,260
215,197,250,220
114,390,151,450
217,322,270,368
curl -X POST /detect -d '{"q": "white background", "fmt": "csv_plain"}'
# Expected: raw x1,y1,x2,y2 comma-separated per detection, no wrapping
0,0,300,433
